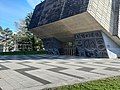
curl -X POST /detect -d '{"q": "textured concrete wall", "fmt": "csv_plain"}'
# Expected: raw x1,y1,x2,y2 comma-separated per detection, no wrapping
29,0,89,29
118,3,120,38
87,0,112,33
111,0,119,36
30,0,120,39
75,31,108,58
42,37,61,55
87,0,119,36
102,32,120,58
29,2,45,29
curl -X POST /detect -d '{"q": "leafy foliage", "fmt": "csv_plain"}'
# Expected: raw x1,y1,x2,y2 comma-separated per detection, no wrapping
0,27,14,52
0,12,43,52
15,12,43,51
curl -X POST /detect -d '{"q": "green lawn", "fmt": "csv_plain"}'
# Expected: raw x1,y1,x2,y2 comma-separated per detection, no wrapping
47,76,120,90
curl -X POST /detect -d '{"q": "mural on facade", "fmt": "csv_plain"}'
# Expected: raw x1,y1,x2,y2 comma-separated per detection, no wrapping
75,31,108,58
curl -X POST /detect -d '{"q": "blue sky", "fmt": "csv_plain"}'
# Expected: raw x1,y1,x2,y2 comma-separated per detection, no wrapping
0,0,43,32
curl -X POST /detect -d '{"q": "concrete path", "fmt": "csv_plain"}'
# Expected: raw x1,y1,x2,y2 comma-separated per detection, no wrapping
0,55,119,90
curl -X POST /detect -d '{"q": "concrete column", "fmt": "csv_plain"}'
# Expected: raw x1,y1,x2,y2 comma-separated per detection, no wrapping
111,0,119,36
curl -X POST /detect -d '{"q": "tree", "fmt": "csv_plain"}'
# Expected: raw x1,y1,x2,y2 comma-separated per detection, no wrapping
0,27,14,52
3,28,14,52
25,12,33,29
25,12,43,51
15,12,43,51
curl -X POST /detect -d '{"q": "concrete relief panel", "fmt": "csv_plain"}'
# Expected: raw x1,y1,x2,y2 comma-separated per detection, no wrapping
38,0,65,26
29,0,89,29
61,0,89,19
42,37,61,55
75,31,108,58
29,2,45,29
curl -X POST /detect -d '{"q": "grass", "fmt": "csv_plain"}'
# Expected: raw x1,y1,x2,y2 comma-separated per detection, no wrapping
46,76,120,90
0,50,46,55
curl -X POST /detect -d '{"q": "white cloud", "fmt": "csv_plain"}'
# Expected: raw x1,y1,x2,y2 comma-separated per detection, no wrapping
27,0,44,8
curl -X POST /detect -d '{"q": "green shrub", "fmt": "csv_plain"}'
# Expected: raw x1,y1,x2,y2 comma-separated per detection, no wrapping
0,51,46,55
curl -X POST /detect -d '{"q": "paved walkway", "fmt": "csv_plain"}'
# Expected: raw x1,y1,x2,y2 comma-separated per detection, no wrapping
0,55,120,90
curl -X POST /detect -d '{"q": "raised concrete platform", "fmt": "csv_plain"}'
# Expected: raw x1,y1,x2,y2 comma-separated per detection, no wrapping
0,55,120,90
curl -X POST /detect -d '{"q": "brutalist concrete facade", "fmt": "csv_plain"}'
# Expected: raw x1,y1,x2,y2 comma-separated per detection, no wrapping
29,0,90,29
75,31,108,58
29,0,120,58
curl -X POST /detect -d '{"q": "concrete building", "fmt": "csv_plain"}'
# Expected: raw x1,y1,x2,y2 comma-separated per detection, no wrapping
29,0,120,58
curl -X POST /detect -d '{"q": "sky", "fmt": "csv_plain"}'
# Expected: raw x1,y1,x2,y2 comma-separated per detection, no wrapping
0,0,44,32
